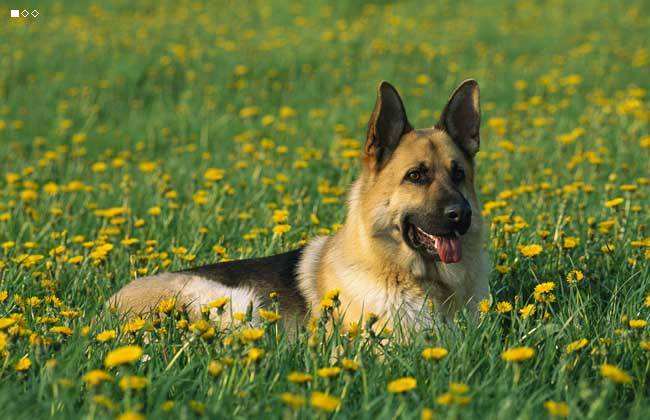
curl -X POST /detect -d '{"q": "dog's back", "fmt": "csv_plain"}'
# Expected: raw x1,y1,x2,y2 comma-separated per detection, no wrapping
108,249,308,323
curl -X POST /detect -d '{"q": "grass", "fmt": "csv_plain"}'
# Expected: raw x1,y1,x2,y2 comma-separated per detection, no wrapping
0,0,648,418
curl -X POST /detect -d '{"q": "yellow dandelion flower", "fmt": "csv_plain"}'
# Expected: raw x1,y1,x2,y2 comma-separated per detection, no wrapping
317,367,341,378
387,377,417,393
501,346,535,362
449,382,470,394
479,299,491,313
232,312,246,322
435,389,471,406
324,289,340,300
495,264,511,274
206,296,230,310
519,304,536,319
566,269,584,284
544,400,569,417
122,318,146,333
157,298,176,314
436,392,454,405
280,392,305,409
240,328,265,342
0,318,17,329
15,356,31,371
534,282,556,303
171,246,187,255
272,209,289,223
138,161,157,173
212,244,227,255
273,224,291,235
67,255,84,264
279,106,296,119
422,408,434,420
629,319,647,328
239,106,259,118
604,197,624,208
91,162,107,173
204,168,225,182
247,347,265,362
50,326,73,336
320,298,334,309
310,392,341,412
233,65,248,76
562,236,579,249
288,371,312,383
415,74,431,85
120,237,139,246
161,401,175,411
454,395,472,405
147,206,161,216
191,319,210,334
520,244,543,257
566,338,589,353
104,345,143,368
20,189,38,201
119,375,148,390
600,363,632,384
422,347,449,360
341,359,359,371
71,132,87,143
496,301,513,313
534,282,555,294
208,361,223,377
261,115,275,126
116,411,145,420
82,369,113,386
259,309,281,323
92,395,118,410
96,329,116,342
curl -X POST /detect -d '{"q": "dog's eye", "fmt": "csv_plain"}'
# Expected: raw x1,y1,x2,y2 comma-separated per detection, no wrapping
405,169,422,183
451,165,465,183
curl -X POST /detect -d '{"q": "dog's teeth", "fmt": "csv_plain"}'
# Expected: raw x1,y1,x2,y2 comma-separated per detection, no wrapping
454,230,460,238
416,226,432,239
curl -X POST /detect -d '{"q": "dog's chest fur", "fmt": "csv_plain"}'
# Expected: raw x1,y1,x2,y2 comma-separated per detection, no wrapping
296,228,489,328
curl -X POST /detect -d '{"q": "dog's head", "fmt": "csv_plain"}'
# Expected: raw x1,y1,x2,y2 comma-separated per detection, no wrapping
357,80,482,266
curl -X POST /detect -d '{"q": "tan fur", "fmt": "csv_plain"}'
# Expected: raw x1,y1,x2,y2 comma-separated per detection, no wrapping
299,129,489,328
108,273,260,323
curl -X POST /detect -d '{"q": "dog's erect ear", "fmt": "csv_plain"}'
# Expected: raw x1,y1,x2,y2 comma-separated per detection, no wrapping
438,79,481,157
365,81,413,170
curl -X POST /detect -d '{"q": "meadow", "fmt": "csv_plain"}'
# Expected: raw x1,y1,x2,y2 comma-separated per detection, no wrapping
0,0,648,418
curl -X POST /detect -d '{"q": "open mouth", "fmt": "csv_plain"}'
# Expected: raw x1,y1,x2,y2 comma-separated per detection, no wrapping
405,222,462,264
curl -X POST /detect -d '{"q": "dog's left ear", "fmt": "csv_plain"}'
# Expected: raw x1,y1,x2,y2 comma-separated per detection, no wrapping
365,81,413,170
438,79,481,157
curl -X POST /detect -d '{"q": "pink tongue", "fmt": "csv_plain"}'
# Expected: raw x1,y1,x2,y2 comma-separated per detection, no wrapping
434,236,461,263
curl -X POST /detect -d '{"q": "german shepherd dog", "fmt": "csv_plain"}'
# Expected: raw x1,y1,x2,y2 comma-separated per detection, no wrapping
109,80,490,330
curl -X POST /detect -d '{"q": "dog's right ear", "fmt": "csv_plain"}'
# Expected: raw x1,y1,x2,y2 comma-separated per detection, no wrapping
364,81,413,171
437,79,481,157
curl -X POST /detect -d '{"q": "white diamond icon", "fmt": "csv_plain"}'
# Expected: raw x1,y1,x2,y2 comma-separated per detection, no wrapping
21,10,29,17
31,10,39,17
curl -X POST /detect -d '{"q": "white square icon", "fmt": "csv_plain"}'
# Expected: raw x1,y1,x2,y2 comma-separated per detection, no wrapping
10,9,20,17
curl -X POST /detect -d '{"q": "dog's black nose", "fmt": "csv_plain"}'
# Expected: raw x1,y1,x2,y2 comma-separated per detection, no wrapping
445,205,462,223
445,203,472,233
